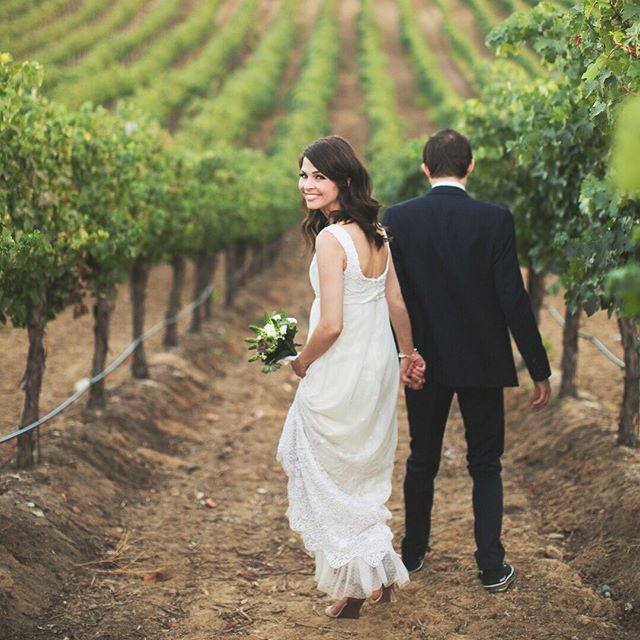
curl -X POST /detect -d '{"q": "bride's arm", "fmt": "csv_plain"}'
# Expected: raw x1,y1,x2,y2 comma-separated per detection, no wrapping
385,257,426,387
291,232,344,378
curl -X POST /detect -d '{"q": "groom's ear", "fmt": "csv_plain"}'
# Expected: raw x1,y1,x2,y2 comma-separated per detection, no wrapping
466,158,475,177
421,162,431,180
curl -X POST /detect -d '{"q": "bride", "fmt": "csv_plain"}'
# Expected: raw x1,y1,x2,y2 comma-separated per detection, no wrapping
277,136,426,619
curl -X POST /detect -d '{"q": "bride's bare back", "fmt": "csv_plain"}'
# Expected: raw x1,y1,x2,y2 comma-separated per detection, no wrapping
336,222,388,279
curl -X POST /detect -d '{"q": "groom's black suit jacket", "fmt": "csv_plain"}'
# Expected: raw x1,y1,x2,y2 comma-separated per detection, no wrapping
382,185,551,388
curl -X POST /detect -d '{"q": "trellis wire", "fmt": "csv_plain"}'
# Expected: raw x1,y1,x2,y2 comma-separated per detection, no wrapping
1,296,625,445
543,303,625,369
0,283,215,445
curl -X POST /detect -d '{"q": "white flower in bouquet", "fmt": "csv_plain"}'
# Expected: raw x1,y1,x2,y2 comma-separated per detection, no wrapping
245,310,301,373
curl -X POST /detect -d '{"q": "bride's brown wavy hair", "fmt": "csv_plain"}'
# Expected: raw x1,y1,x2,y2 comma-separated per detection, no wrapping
299,136,384,250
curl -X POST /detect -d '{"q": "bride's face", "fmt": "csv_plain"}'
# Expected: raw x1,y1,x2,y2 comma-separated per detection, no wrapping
299,156,340,215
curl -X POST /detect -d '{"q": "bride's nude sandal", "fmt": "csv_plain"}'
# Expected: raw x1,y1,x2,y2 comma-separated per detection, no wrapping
324,598,366,619
370,584,394,604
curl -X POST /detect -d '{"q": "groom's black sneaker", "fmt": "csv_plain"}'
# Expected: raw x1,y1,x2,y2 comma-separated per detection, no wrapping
402,553,425,573
479,563,516,593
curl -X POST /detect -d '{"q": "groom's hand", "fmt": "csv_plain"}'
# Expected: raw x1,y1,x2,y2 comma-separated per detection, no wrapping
402,353,426,390
531,378,551,409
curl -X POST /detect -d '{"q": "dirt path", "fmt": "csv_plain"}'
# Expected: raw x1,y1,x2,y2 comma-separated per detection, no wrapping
19,234,632,640
329,0,370,150
372,0,435,138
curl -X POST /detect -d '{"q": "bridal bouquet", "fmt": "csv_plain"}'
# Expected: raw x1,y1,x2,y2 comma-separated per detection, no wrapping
246,311,300,373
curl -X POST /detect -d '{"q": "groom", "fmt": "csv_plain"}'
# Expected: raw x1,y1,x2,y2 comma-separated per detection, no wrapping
382,129,551,593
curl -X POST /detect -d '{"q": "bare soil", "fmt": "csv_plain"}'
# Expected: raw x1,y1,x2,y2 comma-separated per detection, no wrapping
1,233,638,640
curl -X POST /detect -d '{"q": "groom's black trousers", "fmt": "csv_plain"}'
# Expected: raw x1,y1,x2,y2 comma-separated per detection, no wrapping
402,381,506,571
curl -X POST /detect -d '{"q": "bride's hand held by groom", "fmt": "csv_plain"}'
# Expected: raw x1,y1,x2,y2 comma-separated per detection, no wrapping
401,352,426,390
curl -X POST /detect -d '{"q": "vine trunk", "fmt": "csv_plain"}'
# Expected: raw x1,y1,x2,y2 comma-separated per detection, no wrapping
130,261,150,379
617,316,639,448
87,295,112,410
559,305,581,398
17,282,47,468
527,265,545,326
164,255,187,348
204,252,218,321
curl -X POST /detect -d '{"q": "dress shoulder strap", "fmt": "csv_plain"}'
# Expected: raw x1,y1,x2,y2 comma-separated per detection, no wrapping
319,224,359,270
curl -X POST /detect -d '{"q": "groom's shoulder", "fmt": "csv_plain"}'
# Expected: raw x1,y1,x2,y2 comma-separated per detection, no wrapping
467,193,511,221
383,195,426,219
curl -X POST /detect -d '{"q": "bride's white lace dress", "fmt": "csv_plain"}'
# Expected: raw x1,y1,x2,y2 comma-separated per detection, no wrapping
277,223,409,599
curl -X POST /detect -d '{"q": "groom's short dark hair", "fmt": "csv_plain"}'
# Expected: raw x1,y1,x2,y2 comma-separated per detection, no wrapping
422,129,472,178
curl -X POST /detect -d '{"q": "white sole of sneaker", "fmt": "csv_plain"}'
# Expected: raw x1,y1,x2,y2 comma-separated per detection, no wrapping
483,566,516,593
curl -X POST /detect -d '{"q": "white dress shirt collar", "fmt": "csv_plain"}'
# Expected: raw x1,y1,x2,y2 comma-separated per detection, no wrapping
430,180,466,191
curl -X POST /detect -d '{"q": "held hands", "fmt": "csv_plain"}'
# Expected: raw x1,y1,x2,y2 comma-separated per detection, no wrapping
400,352,426,390
531,378,551,409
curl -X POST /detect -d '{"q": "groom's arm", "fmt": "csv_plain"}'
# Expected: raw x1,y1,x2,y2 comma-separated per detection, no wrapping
492,211,551,382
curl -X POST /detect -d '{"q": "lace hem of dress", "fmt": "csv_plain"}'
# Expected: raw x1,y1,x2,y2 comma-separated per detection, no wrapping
277,401,408,597
315,549,409,599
